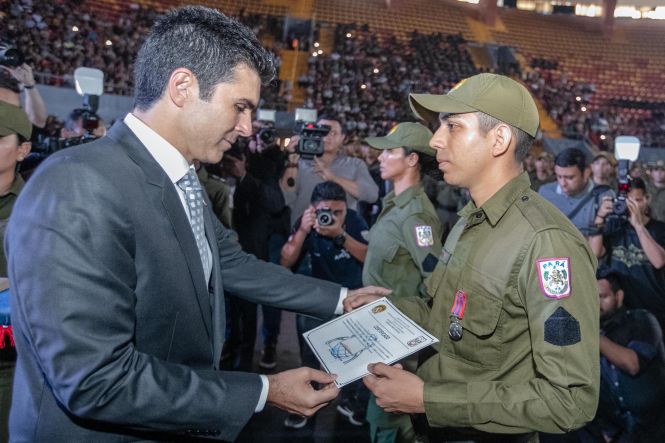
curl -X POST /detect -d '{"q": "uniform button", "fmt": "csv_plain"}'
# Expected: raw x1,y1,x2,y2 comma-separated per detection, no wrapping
522,195,529,202
475,213,482,219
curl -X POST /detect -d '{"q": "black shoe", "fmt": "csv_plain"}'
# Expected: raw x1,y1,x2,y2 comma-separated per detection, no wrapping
259,345,277,369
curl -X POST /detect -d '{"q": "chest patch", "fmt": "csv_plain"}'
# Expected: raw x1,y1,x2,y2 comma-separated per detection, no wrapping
415,225,434,248
536,257,571,299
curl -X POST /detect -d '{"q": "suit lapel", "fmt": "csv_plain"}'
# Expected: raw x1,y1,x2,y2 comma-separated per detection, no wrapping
107,122,213,341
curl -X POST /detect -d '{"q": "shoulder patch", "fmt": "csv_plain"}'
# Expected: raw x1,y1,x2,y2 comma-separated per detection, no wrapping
414,225,434,248
536,257,571,299
422,253,438,273
544,307,580,346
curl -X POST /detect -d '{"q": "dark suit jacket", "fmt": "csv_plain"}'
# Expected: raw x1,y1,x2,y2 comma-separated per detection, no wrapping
5,122,341,442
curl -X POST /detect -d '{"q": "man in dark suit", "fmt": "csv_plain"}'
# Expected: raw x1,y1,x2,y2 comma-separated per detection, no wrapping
5,7,387,442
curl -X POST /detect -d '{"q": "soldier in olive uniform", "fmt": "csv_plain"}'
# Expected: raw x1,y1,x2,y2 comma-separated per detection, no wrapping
346,74,599,443
363,122,443,443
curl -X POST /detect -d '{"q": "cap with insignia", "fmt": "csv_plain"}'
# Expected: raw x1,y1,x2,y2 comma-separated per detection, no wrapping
0,101,32,140
364,122,435,157
409,73,540,138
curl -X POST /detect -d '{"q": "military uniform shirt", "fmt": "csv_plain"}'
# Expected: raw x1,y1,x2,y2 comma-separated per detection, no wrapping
0,174,24,277
363,184,442,300
391,173,600,434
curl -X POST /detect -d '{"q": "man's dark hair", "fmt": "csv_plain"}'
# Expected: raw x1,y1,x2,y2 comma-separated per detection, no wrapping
597,269,622,294
475,112,534,162
133,6,276,110
311,181,346,204
555,148,587,173
317,114,347,135
632,176,647,193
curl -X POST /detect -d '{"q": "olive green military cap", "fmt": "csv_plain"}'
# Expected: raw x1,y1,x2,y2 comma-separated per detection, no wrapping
409,73,540,137
0,101,32,139
364,122,436,157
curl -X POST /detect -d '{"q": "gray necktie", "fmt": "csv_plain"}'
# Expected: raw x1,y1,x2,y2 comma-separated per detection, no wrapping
177,169,210,274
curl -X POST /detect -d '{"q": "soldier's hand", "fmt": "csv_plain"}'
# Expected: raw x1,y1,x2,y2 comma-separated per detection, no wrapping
267,367,339,416
364,363,425,414
343,286,392,312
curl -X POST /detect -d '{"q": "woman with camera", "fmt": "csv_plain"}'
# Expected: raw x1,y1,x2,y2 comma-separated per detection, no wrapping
361,122,443,443
588,177,665,330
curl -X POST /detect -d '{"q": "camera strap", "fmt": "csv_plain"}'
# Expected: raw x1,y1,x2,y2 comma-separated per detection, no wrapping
566,185,611,220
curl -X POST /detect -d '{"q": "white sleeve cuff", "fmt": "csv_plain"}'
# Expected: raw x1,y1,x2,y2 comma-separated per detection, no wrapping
335,287,348,315
255,374,269,413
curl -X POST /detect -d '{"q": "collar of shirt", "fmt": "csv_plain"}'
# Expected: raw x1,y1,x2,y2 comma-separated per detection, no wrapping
6,174,24,197
123,112,191,184
383,183,424,209
460,172,531,227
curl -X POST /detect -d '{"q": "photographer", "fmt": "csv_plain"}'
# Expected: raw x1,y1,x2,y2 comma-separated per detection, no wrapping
60,108,107,140
588,177,665,329
0,62,47,130
578,271,665,443
281,115,379,227
280,181,369,429
539,147,614,236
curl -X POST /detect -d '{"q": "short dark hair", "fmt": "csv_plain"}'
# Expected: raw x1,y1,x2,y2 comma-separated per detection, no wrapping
133,6,276,111
317,114,347,134
597,269,622,293
311,181,347,204
555,148,587,173
631,176,647,193
475,112,534,162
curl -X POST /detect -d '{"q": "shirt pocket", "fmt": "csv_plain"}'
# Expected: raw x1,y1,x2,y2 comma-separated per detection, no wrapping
445,279,504,369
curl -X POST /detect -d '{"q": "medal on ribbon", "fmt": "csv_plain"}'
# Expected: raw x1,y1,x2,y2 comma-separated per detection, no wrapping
448,290,467,341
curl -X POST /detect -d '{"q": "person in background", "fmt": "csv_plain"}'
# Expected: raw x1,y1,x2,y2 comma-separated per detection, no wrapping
280,181,369,429
590,152,615,187
0,101,32,443
588,177,665,330
362,122,443,443
530,150,555,191
579,271,665,443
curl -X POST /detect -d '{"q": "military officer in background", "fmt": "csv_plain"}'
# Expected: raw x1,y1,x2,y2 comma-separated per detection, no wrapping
345,73,600,443
362,122,443,443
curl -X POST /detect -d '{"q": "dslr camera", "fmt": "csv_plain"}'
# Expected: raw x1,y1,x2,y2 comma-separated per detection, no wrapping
295,122,330,159
316,208,334,226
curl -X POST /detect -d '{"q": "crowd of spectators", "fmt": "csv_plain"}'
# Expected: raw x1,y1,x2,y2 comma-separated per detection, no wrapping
1,0,287,109
299,24,477,138
525,65,665,148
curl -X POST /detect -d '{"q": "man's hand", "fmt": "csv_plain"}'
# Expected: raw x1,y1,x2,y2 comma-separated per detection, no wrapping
4,63,36,87
299,206,317,235
364,363,425,414
313,157,336,181
267,367,339,416
627,197,648,228
344,286,392,312
595,196,614,221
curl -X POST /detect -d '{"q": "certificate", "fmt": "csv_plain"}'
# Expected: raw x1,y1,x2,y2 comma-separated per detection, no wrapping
303,297,438,387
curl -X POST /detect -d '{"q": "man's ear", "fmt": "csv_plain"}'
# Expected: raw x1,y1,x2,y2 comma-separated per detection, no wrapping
490,124,512,158
167,68,196,108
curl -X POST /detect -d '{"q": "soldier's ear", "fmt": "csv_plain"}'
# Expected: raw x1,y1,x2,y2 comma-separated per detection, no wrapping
490,123,512,158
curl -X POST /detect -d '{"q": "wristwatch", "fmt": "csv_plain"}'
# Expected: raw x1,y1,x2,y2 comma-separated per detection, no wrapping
333,232,347,248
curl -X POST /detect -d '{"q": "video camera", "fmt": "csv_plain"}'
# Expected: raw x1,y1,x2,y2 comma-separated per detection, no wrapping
293,108,330,159
0,42,24,67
